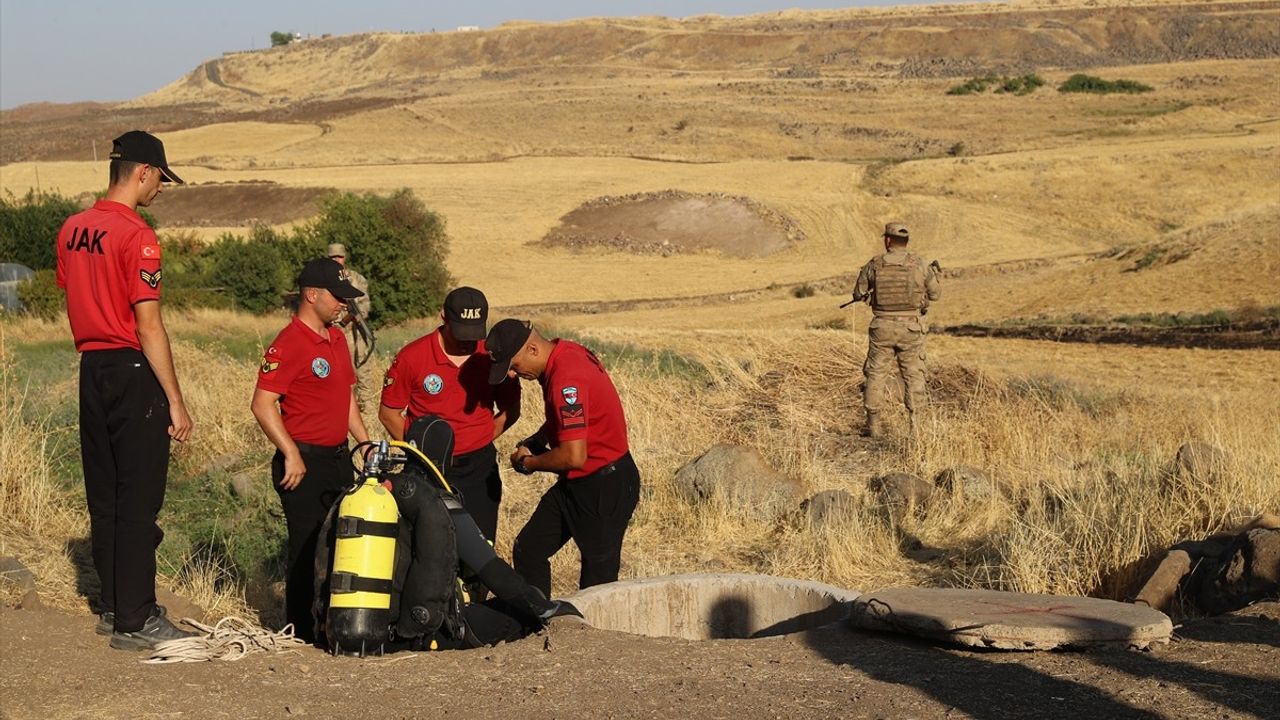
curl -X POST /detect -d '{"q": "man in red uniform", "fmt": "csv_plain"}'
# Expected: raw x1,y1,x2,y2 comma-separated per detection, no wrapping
56,130,196,650
484,319,640,596
378,287,520,542
251,257,371,642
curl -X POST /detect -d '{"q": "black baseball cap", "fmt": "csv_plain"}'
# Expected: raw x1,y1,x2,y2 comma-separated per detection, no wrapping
110,130,184,184
443,286,488,342
297,257,364,299
485,318,532,384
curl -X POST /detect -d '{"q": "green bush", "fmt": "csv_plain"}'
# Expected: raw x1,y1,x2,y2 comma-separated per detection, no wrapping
946,75,999,95
0,191,83,270
303,189,450,327
948,74,1044,97
206,226,295,314
996,74,1045,96
15,269,63,318
270,31,294,47
1058,74,1153,94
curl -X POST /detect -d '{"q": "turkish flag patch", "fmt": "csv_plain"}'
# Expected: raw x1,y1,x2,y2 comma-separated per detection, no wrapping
141,244,162,260
559,404,586,429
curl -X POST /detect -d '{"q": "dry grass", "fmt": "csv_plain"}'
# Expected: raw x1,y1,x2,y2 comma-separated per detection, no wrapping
2,0,1277,619
3,305,1276,617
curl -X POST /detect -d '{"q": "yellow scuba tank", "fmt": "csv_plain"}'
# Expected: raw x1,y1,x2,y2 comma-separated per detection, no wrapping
327,441,399,657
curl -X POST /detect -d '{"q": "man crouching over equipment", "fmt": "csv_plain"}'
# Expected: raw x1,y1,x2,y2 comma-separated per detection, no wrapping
484,319,641,598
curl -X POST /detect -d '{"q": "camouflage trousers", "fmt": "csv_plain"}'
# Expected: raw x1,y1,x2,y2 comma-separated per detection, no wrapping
862,316,928,414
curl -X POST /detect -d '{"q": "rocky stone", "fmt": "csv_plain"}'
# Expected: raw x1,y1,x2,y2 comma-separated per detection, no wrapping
1197,528,1280,615
230,470,260,500
674,444,802,515
850,587,1173,650
0,555,36,591
206,452,241,475
1134,549,1194,611
1166,441,1227,491
933,465,996,501
799,490,856,527
868,473,933,517
157,587,207,624
18,588,41,610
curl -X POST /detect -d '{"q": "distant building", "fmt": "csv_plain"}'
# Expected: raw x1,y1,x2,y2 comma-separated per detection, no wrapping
456,25,480,32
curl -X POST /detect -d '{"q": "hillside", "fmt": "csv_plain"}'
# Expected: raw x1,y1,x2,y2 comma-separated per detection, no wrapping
0,0,1277,324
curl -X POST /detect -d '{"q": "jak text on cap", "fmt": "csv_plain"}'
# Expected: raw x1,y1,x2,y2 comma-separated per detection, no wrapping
443,286,489,342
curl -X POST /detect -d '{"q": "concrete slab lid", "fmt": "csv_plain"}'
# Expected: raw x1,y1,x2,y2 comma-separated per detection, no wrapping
849,588,1173,651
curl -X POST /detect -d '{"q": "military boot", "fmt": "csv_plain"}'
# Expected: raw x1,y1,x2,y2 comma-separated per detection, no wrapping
860,411,884,438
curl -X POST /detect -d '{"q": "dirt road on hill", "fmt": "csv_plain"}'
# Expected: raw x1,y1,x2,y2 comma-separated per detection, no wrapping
2,602,1277,719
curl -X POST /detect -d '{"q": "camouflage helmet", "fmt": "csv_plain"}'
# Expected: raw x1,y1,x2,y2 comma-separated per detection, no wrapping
884,222,909,240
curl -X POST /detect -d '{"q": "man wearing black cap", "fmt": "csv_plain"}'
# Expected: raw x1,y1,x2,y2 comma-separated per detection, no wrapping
485,319,640,597
56,129,196,650
850,222,942,437
251,257,372,642
378,287,520,543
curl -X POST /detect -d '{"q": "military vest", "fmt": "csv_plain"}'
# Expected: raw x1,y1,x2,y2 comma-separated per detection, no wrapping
871,253,926,312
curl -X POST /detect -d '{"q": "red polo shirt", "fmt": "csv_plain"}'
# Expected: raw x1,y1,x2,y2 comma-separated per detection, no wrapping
381,329,520,455
540,340,629,479
256,316,356,446
55,200,163,352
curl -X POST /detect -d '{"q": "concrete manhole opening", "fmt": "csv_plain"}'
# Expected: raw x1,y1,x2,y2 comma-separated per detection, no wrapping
567,573,860,640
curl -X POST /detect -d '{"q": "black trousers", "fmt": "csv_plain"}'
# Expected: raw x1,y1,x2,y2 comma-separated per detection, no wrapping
513,453,641,597
445,443,503,543
273,444,350,642
79,349,172,633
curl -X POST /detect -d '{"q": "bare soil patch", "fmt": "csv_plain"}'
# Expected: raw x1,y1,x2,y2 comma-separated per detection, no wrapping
145,181,335,228
539,190,805,258
1,602,1276,718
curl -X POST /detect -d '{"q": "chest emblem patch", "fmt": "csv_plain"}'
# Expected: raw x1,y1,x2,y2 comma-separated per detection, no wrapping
424,373,444,395
312,357,331,379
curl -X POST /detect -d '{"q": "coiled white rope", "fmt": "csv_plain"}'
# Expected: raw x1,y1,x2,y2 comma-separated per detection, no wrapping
144,616,310,664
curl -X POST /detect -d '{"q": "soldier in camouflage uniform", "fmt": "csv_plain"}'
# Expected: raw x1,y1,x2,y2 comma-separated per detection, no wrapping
328,243,373,405
850,222,941,437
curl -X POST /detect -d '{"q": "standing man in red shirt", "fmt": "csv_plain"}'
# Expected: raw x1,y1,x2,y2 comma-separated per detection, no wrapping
378,287,520,543
484,319,641,596
251,257,371,643
56,130,196,650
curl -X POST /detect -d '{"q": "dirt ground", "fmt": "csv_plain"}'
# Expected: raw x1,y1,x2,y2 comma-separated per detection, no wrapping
144,182,336,228
541,191,802,258
1,601,1277,719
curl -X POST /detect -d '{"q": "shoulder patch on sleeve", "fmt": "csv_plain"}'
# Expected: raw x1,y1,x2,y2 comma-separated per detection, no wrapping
140,268,162,288
141,244,161,260
261,360,280,374
559,404,586,430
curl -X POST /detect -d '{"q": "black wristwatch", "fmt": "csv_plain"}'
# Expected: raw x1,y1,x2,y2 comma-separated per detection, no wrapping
515,454,532,475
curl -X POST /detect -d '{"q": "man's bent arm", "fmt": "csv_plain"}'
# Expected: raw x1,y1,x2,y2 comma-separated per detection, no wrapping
379,404,406,441
135,299,192,442
518,438,587,473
